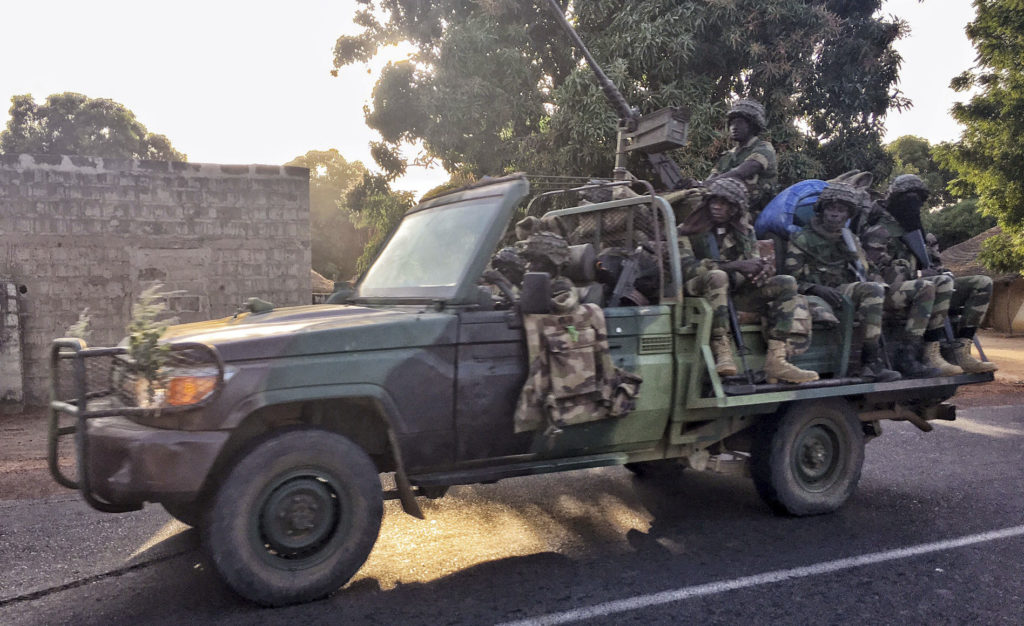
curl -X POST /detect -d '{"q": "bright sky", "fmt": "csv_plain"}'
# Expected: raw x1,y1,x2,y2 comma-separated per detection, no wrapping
0,0,978,198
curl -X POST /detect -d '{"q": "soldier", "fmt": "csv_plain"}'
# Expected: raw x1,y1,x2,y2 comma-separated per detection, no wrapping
678,177,818,384
860,225,941,377
706,99,778,217
783,182,901,382
877,174,996,373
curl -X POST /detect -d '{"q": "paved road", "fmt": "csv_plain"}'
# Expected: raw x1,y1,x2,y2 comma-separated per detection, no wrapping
2,404,1023,625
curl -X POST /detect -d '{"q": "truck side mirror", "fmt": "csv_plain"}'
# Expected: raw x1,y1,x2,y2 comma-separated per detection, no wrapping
519,272,552,314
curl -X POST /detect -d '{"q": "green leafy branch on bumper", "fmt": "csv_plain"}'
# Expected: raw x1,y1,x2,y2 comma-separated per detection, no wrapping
127,284,179,402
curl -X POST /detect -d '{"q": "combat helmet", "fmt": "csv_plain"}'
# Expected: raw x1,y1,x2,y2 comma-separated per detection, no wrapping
705,177,749,210
814,181,865,217
888,174,930,200
727,99,767,132
516,231,571,274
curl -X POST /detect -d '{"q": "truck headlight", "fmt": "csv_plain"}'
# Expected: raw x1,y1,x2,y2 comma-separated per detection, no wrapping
166,370,219,406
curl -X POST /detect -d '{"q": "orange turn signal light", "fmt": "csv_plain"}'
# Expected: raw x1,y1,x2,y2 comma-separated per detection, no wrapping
166,376,216,406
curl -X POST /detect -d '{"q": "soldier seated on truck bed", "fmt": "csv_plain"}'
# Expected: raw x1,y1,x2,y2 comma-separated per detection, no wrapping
862,174,997,375
677,177,818,384
783,181,902,382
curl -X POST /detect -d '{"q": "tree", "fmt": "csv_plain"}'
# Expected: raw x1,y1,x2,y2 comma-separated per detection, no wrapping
936,0,1024,273
0,92,185,161
285,150,370,281
922,198,996,250
333,1,908,189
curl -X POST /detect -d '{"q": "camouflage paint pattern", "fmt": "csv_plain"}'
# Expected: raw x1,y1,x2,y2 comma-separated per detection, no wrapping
680,222,810,350
515,302,641,434
785,220,885,340
950,274,993,330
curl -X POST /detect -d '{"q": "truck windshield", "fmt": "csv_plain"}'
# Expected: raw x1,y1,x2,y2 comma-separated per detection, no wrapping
358,196,504,299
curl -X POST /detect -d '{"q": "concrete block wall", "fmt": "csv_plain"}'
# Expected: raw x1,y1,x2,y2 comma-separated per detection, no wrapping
0,154,311,404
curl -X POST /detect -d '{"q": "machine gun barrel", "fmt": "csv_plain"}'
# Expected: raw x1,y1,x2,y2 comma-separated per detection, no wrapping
542,0,636,127
541,0,689,186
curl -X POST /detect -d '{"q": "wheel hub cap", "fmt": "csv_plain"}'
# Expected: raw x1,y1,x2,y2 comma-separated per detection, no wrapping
262,477,339,556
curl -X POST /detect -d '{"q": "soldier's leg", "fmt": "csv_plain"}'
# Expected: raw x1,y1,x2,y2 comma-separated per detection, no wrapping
888,279,946,377
950,275,997,372
920,274,962,375
759,275,818,383
840,282,900,381
686,269,736,375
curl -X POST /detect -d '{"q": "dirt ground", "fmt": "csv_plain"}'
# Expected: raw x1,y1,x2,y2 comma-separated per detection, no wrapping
3,330,1022,502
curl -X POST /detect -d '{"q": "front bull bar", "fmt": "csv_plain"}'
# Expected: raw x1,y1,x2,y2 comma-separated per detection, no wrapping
48,338,225,513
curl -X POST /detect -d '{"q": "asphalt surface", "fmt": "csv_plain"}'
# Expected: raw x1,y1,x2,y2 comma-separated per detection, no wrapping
1,403,1022,625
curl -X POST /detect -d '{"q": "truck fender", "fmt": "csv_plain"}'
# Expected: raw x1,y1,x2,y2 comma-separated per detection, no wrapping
226,384,424,519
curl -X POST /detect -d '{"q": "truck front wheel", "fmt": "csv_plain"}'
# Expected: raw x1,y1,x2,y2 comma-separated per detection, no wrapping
202,429,383,606
751,399,865,516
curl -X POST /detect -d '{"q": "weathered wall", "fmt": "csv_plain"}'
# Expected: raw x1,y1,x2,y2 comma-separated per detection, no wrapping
0,154,310,404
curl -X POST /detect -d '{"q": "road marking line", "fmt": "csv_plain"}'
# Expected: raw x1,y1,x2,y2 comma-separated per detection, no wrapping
498,524,1024,626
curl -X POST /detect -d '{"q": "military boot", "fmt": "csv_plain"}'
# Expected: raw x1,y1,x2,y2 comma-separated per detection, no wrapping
709,333,738,376
892,332,940,378
764,339,819,384
952,328,997,373
923,342,963,376
859,340,901,382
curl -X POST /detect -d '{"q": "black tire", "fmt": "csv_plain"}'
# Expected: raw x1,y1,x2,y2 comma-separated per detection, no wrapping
161,499,204,527
751,399,865,516
202,429,383,606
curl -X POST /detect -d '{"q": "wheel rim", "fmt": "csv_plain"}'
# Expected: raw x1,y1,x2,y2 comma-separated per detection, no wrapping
253,469,349,569
791,420,845,492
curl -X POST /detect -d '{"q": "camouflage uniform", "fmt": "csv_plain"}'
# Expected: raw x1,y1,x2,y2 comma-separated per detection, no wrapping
680,224,810,354
861,215,950,338
709,100,778,215
784,217,887,342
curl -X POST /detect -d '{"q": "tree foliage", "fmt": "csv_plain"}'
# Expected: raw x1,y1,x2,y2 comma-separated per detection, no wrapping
345,173,415,275
936,0,1024,273
334,0,909,189
977,230,1024,276
0,92,185,161
922,198,996,250
285,149,370,281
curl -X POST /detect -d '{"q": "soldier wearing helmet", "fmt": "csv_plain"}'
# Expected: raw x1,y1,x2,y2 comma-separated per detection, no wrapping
784,181,901,382
706,99,779,218
678,177,818,384
868,174,996,374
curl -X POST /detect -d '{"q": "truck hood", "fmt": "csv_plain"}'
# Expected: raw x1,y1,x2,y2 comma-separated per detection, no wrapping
159,304,456,362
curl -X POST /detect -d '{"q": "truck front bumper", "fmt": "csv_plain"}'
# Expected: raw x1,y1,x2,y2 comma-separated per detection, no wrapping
78,417,229,509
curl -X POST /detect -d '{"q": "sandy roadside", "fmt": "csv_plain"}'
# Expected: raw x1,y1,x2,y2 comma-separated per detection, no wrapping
3,330,1021,501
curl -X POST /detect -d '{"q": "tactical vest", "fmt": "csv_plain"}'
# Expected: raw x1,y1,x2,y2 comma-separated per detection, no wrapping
514,303,642,434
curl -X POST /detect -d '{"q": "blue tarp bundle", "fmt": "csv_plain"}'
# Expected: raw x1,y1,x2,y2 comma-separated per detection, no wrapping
755,179,826,239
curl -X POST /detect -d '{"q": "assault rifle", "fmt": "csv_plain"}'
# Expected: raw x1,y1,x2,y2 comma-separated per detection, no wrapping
706,233,756,387
609,248,643,307
900,228,988,361
542,0,690,188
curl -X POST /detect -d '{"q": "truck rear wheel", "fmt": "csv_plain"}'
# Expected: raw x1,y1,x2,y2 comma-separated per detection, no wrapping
202,429,383,606
751,399,864,516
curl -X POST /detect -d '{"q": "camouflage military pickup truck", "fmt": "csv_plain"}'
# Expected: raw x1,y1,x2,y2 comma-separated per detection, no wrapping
48,175,992,606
